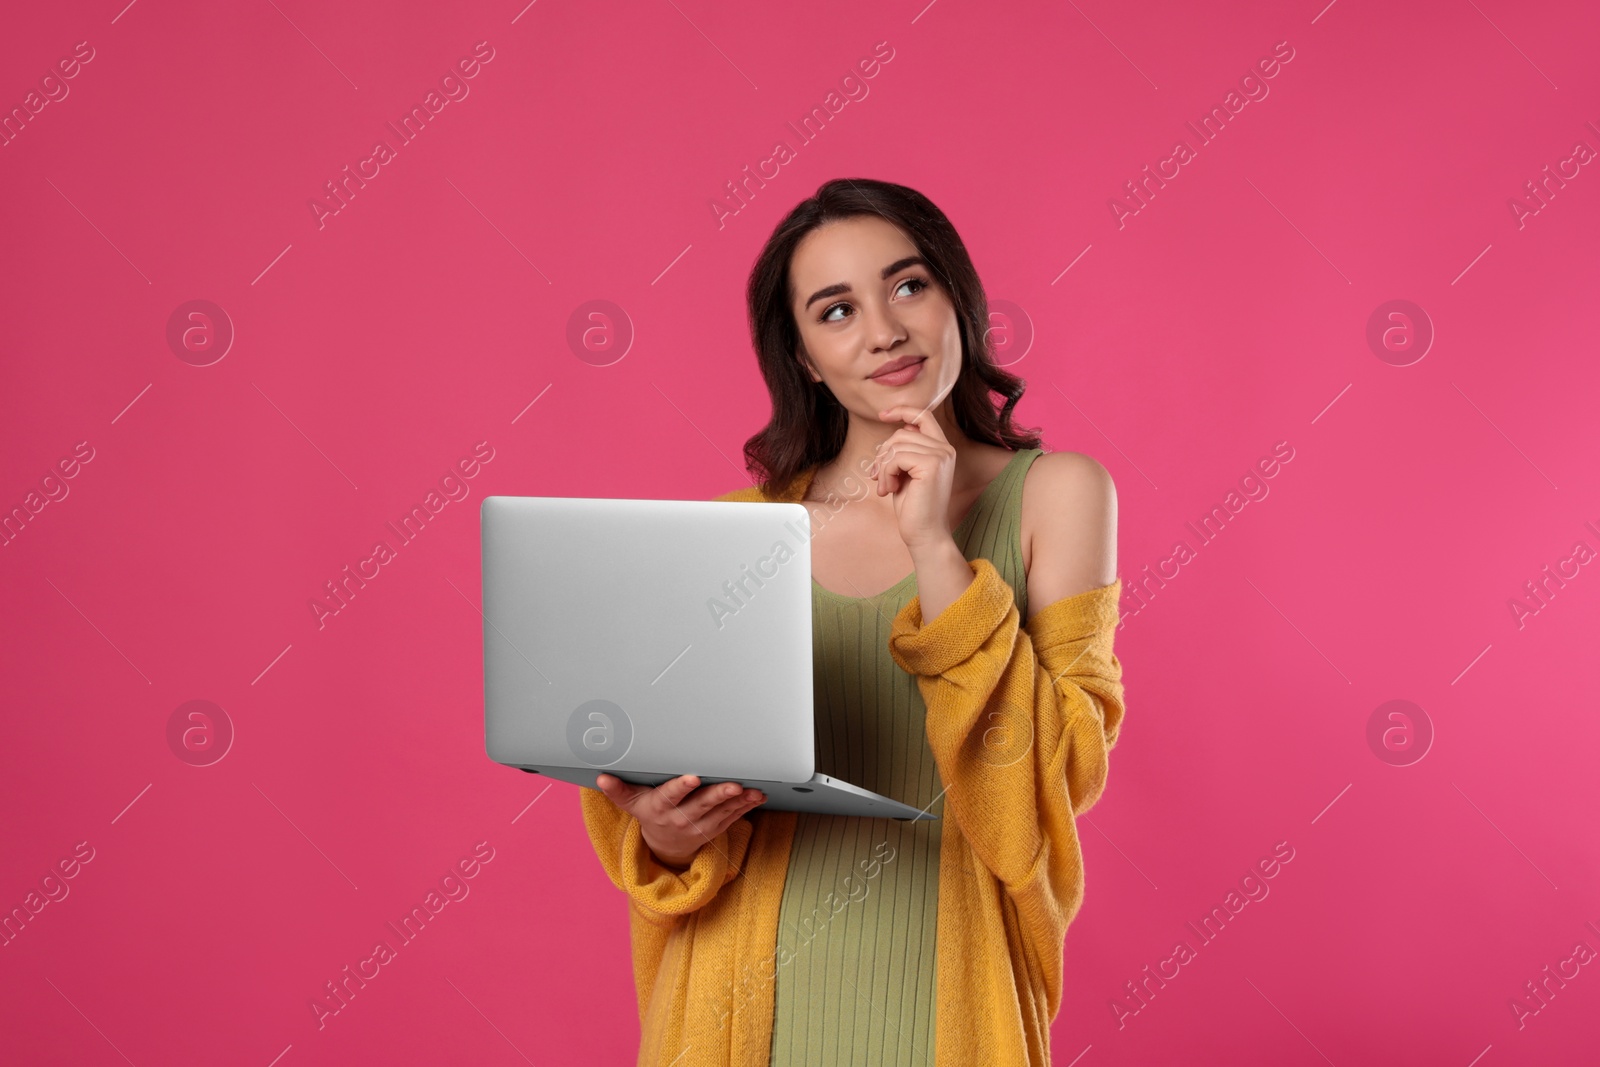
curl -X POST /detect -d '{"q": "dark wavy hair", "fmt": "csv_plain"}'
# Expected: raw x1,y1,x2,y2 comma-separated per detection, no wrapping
741,177,1042,497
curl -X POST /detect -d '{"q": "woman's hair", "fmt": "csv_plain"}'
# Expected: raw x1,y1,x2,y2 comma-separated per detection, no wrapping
741,177,1042,497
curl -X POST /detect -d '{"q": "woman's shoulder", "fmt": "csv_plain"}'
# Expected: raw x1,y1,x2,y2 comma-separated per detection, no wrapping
712,485,767,503
1020,450,1116,533
1023,449,1113,491
1021,449,1118,597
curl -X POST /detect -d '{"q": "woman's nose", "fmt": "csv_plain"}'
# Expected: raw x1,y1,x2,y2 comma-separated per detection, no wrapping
859,300,906,351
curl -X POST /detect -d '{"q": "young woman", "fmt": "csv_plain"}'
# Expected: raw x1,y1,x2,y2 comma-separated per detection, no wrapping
583,178,1127,1066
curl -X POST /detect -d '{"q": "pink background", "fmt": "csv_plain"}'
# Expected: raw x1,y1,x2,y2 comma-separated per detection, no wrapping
3,0,1598,1063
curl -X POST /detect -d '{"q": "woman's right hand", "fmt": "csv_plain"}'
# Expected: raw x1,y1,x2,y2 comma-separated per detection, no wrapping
593,773,768,869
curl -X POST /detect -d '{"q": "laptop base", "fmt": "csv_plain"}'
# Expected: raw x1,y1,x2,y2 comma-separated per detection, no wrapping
522,765,939,821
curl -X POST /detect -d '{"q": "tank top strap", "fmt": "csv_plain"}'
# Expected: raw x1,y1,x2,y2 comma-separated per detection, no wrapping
955,447,1045,622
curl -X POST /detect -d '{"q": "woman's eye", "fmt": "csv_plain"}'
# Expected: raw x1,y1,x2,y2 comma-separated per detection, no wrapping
819,278,924,322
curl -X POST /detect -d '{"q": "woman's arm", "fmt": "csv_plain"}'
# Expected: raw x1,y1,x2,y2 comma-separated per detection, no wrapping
887,558,1125,886
894,445,1124,865
884,446,1124,1005
887,558,1125,1017
1022,452,1118,622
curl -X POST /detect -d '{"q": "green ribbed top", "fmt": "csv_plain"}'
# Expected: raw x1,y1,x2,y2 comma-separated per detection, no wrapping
768,447,1043,1066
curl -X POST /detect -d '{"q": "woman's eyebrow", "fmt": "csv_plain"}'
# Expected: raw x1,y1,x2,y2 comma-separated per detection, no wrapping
802,256,930,310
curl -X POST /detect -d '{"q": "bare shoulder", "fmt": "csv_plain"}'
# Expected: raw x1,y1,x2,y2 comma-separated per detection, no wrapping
1024,450,1116,503
1021,450,1118,606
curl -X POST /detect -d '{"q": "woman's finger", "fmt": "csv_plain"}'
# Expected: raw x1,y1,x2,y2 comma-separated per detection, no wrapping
873,442,915,496
870,439,940,472
596,773,649,809
653,774,710,811
878,403,950,445
676,780,747,820
874,437,951,476
872,441,940,497
698,791,766,837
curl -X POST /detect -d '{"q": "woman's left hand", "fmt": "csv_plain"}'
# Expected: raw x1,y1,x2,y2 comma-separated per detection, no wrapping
870,404,959,552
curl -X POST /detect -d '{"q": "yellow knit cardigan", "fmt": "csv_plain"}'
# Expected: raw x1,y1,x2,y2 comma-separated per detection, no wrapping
579,464,1127,1065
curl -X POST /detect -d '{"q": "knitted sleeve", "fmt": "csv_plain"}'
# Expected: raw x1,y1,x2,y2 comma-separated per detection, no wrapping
887,557,1126,1016
579,785,755,923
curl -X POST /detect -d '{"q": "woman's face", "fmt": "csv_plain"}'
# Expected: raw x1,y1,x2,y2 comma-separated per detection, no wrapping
787,214,963,422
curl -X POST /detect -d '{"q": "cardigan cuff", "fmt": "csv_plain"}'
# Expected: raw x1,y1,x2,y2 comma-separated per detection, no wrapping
888,557,1015,677
617,813,734,918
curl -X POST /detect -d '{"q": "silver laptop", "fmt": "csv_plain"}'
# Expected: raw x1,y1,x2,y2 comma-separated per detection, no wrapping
480,494,935,821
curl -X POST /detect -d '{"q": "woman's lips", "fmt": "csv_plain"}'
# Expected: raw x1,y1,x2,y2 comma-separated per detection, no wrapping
870,357,926,386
